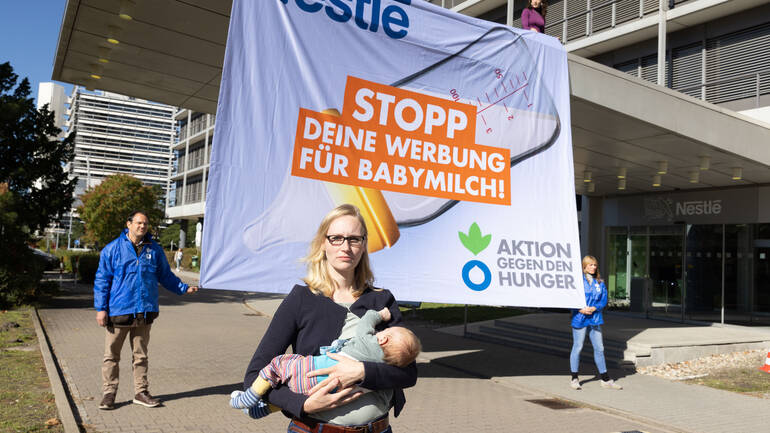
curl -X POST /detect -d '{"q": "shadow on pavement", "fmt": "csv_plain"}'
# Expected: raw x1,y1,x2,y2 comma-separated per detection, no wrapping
408,325,634,381
39,278,285,309
155,382,243,402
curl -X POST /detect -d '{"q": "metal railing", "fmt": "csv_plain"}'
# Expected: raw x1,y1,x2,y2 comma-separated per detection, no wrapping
545,0,657,44
174,151,207,174
678,69,770,108
184,183,204,204
176,155,185,174
189,117,207,136
177,116,208,142
188,154,205,169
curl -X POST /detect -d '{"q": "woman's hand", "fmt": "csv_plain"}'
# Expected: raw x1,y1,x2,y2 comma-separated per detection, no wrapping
578,308,592,315
302,378,363,414
307,353,365,390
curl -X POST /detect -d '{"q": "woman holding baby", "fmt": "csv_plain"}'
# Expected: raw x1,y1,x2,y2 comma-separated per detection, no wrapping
241,204,418,432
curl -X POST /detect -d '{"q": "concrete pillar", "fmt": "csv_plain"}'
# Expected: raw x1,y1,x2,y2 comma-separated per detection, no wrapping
195,218,203,248
580,195,605,266
657,0,668,86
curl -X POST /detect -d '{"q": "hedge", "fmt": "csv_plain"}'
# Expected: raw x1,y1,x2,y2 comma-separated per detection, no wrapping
54,250,95,273
0,249,47,308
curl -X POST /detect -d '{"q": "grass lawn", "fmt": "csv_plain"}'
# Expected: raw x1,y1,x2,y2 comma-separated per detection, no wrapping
0,308,64,433
400,302,529,326
687,368,770,398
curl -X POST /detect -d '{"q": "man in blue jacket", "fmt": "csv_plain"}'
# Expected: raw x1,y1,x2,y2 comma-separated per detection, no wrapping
94,211,198,410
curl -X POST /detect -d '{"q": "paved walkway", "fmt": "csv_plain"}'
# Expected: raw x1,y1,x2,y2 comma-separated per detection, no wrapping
36,271,769,433
453,311,770,366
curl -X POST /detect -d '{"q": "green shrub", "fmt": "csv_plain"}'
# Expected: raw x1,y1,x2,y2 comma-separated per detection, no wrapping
164,247,200,271
77,254,100,284
0,250,47,308
54,250,94,273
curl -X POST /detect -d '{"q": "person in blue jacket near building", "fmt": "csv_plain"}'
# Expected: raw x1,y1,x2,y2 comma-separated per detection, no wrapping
569,255,622,390
94,211,198,410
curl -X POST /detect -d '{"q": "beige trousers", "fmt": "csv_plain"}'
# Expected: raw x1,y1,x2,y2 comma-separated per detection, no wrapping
102,324,151,395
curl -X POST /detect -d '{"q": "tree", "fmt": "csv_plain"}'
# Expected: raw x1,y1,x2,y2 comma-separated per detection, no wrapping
157,222,197,250
0,62,76,235
157,223,181,249
78,174,164,245
0,62,76,306
69,219,85,245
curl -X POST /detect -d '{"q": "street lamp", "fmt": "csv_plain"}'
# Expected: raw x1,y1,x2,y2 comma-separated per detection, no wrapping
67,209,73,249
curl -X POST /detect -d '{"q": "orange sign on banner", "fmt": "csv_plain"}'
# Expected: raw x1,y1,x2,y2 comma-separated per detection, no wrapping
290,76,511,206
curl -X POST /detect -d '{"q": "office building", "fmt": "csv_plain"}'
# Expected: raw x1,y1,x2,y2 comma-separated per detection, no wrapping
37,82,68,137
65,88,176,204
166,109,215,247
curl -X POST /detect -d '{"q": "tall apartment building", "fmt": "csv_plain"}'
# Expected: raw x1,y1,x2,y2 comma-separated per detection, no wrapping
36,82,68,137
65,88,176,204
166,110,215,247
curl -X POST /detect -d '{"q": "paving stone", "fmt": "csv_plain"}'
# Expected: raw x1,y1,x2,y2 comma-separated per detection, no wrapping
39,277,760,433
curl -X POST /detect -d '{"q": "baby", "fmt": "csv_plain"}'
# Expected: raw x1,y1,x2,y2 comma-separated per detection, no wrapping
230,307,421,418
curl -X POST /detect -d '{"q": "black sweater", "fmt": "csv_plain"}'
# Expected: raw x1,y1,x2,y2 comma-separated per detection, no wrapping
243,284,418,420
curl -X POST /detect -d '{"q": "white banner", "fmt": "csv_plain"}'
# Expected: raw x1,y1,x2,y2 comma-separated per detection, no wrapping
201,0,585,308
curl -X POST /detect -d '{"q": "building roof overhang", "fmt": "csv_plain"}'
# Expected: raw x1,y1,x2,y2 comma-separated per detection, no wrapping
52,0,770,196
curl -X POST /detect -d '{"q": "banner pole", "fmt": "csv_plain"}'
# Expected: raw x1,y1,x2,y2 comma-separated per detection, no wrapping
463,304,468,337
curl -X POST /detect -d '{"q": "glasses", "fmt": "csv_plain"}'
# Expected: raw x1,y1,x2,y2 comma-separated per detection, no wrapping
326,235,366,247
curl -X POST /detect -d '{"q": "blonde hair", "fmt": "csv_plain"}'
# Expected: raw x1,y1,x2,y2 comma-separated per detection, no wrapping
382,327,422,368
582,255,602,282
303,204,375,298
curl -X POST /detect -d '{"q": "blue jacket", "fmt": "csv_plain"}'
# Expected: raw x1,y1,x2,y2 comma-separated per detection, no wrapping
94,229,188,316
570,274,607,328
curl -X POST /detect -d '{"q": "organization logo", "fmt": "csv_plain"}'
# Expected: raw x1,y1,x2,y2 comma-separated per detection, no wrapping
280,0,412,40
458,223,492,291
676,200,721,216
644,196,722,221
643,196,674,221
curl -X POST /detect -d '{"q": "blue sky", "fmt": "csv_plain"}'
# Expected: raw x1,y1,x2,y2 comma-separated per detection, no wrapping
1,0,72,103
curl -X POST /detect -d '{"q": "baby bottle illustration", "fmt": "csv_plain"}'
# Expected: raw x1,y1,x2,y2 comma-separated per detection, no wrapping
242,26,560,254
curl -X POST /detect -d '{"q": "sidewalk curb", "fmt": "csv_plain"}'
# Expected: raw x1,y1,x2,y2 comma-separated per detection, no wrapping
32,308,81,433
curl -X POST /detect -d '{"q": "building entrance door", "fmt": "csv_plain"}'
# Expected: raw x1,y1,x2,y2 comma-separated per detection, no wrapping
685,225,723,321
606,228,629,300
753,227,770,322
647,226,684,320
724,224,753,323
607,223,770,325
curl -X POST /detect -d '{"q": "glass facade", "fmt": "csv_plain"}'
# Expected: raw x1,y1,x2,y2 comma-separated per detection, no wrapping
606,223,770,325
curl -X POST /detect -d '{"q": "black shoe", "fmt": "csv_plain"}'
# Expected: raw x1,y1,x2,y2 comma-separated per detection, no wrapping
133,391,161,407
99,393,116,410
